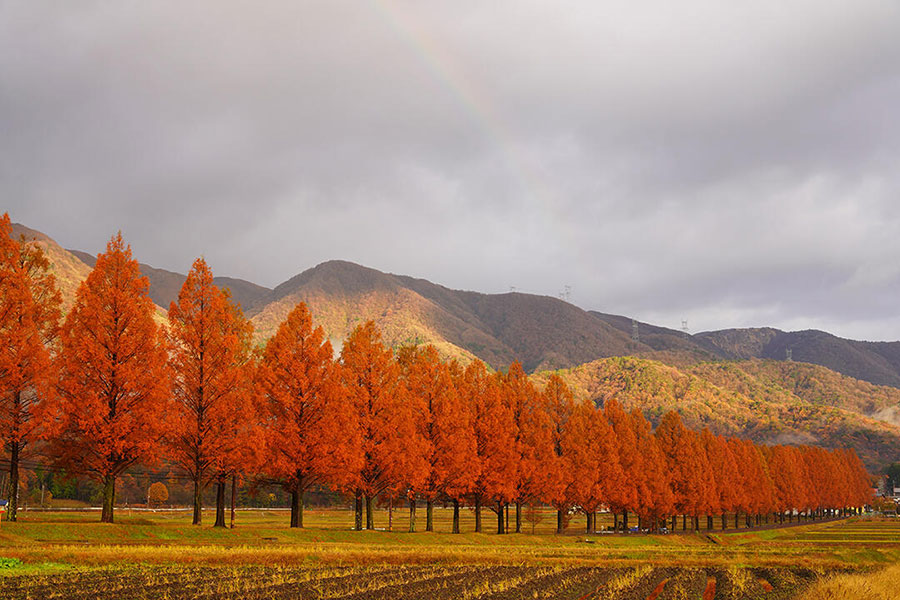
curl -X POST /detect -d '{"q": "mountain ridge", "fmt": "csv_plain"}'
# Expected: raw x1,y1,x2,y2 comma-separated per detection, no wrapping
14,220,900,389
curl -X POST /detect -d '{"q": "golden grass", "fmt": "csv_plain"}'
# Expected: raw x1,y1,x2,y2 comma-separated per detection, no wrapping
1,511,898,573
795,562,900,600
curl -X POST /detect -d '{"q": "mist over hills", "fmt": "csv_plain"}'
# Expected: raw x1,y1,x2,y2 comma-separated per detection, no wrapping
11,221,900,470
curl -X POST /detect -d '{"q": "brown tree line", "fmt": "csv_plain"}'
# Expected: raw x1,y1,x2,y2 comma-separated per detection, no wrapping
0,221,873,528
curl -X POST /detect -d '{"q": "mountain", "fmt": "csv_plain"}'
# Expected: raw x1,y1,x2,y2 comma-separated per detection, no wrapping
11,223,92,311
14,220,900,389
589,312,723,359
247,260,650,371
696,328,900,389
535,356,900,471
68,249,271,311
592,313,900,390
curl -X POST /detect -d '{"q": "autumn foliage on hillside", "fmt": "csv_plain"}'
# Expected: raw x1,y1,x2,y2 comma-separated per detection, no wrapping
0,219,875,528
540,356,900,471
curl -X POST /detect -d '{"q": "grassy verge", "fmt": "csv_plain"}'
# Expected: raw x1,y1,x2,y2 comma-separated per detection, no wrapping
0,510,897,573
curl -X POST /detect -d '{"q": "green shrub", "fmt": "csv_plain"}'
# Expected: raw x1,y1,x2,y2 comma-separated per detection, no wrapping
0,557,23,569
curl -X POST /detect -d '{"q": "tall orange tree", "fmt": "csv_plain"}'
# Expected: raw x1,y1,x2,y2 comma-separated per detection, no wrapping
542,374,574,533
456,360,517,533
604,399,641,530
561,399,623,533
502,362,554,533
0,214,61,521
631,409,674,531
257,302,362,527
341,322,426,530
398,346,475,533
766,445,802,523
167,258,255,526
655,411,709,530
49,234,170,523
701,430,739,529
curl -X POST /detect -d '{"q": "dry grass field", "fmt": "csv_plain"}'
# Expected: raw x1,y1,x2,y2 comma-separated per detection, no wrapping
0,509,898,599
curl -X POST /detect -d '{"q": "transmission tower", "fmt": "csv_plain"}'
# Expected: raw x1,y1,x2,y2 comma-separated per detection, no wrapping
631,318,639,344
786,348,792,361
681,319,689,340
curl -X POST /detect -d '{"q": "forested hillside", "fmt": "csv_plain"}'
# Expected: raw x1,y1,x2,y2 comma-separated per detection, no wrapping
536,357,900,471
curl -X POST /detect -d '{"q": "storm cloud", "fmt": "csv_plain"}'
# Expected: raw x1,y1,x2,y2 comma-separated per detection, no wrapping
3,1,900,339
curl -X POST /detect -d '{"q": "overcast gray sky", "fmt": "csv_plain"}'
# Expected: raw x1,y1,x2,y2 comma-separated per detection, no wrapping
3,1,900,340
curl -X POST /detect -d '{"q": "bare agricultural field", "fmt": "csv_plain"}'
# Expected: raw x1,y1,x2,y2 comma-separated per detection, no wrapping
0,510,898,599
0,564,852,600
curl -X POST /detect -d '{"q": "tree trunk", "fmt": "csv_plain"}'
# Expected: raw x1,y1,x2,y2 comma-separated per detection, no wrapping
515,502,521,533
735,512,739,528
101,473,116,523
426,499,434,532
475,495,482,533
409,497,416,533
694,515,700,531
505,503,510,533
707,515,713,530
365,494,374,530
721,513,726,530
623,510,628,530
354,490,363,531
191,476,203,525
214,479,226,527
452,499,460,534
557,509,564,534
290,488,303,528
497,500,505,534
7,441,19,522
230,474,236,529
586,511,593,533
614,512,619,532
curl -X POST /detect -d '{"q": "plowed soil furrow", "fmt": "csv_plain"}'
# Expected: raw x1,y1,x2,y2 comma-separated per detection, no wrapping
0,565,835,600
478,566,610,600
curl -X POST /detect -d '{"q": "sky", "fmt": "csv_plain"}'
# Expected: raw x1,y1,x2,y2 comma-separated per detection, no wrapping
3,1,900,340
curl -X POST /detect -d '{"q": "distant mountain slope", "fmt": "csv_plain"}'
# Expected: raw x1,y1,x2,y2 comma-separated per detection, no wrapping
69,249,271,311
536,357,900,471
11,223,92,312
696,328,900,388
590,311,723,358
249,260,650,370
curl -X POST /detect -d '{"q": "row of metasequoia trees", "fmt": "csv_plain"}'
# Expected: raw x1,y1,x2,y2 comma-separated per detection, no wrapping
0,216,873,528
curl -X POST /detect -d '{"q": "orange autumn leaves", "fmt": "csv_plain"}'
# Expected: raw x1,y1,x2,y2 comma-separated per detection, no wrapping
49,234,170,522
0,214,61,521
1,219,874,528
